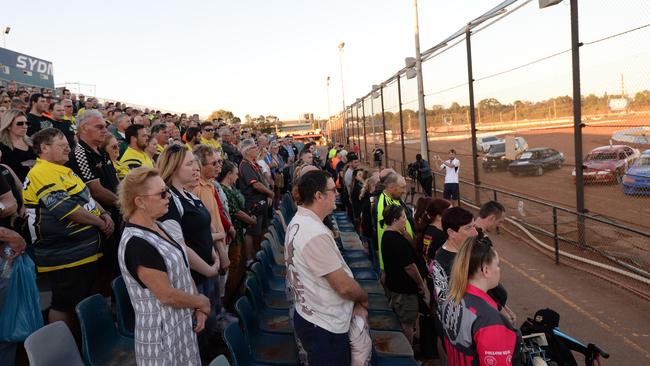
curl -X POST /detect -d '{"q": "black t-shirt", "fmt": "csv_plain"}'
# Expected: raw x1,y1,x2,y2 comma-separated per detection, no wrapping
382,230,419,294
26,113,53,136
238,159,267,208
52,120,76,149
0,170,12,229
160,186,214,284
373,148,384,161
123,223,187,289
0,143,36,182
424,225,447,261
67,140,119,197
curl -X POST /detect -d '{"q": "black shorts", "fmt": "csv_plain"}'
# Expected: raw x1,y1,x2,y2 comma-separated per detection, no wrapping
443,183,459,201
47,261,99,312
246,201,269,237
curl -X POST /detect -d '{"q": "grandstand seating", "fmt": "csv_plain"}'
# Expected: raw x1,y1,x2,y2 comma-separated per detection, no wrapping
24,321,84,366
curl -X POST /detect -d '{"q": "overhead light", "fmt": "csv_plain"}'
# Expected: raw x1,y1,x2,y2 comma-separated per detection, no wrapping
404,57,416,68
3,27,10,34
406,68,417,80
539,0,563,9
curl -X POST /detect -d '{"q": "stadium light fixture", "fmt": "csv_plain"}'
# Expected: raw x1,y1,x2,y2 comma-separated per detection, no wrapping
539,0,563,9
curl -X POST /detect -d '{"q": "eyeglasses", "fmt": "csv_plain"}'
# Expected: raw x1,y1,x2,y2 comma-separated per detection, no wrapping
14,121,31,127
140,187,171,199
204,128,214,132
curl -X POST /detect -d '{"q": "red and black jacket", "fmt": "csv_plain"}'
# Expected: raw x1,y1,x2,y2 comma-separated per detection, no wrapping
440,284,522,366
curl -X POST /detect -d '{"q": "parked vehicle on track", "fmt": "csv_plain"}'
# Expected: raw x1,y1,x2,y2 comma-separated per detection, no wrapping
482,136,528,171
572,145,640,184
508,147,565,176
476,135,504,153
622,149,650,195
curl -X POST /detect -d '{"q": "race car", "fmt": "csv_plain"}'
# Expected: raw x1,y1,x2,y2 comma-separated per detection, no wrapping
622,149,650,195
476,135,504,153
508,147,564,176
572,145,640,184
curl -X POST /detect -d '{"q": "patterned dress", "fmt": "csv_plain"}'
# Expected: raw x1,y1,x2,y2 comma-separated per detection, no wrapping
221,184,246,245
118,221,201,366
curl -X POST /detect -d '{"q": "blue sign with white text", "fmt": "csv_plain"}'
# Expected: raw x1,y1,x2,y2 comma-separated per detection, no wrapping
0,47,55,89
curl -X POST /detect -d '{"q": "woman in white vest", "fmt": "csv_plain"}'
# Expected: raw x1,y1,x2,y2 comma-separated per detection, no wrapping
117,167,210,365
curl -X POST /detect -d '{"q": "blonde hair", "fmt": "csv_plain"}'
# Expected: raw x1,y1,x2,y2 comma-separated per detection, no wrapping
118,167,160,220
359,174,379,200
0,109,31,148
447,236,496,305
157,144,189,185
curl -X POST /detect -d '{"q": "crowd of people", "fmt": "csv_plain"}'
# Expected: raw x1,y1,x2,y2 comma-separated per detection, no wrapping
0,79,518,366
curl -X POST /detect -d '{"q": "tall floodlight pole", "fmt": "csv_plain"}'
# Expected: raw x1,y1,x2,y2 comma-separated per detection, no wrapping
413,0,429,161
326,76,332,119
2,27,10,48
338,42,349,145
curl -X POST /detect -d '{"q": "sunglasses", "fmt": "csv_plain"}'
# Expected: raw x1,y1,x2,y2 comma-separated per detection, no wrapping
204,128,214,132
141,187,171,199
15,121,31,127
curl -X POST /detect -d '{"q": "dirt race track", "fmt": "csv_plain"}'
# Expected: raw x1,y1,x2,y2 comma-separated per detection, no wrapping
382,124,650,231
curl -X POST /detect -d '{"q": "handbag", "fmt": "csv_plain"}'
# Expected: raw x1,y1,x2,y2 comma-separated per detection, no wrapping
0,254,44,342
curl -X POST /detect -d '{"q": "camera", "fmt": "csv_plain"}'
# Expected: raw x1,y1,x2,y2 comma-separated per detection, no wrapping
407,162,419,179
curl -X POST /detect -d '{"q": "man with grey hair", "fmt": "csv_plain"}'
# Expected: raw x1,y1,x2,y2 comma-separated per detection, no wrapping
111,113,131,156
373,172,414,271
66,109,121,295
239,138,273,265
221,127,242,165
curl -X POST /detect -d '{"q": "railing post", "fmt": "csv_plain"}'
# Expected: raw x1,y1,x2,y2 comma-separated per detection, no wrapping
553,206,560,264
362,99,368,164
465,27,481,206
397,75,407,172
380,85,389,167
570,0,586,248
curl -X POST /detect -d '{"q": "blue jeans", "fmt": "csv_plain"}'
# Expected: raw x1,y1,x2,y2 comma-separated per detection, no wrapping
293,311,350,366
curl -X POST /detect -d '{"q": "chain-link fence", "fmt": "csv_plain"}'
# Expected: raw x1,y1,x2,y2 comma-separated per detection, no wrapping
327,0,650,280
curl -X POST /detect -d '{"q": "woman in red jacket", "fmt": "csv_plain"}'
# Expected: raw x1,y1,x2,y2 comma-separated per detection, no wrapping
439,236,521,366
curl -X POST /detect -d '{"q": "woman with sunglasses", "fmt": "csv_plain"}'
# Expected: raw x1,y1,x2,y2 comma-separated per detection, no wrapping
440,237,521,366
117,167,208,365
103,135,130,180
157,144,223,361
0,109,37,182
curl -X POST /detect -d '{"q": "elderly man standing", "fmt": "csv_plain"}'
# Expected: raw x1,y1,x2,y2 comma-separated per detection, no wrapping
286,170,368,366
67,110,121,289
220,127,242,165
374,172,415,271
238,139,273,266
24,128,114,330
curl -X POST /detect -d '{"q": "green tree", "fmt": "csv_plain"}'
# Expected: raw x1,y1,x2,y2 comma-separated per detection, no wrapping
207,109,235,122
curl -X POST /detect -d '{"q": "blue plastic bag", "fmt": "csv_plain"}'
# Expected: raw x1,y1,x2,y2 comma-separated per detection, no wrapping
0,254,44,342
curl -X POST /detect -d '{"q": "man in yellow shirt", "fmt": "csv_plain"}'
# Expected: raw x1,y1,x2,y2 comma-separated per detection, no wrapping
24,127,114,329
151,123,170,159
200,122,221,150
62,99,76,125
119,123,154,171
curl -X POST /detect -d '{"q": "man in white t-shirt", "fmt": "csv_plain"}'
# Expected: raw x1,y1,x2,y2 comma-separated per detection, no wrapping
285,170,368,366
436,149,460,206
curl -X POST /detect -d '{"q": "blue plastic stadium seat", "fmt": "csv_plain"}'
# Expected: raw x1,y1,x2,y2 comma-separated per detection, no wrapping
368,294,392,311
235,297,298,365
111,276,135,338
75,294,135,366
223,323,269,366
358,280,386,295
260,240,287,277
370,330,414,358
250,263,290,310
352,268,379,280
24,321,84,366
255,251,286,292
368,311,403,331
245,278,292,334
209,354,231,366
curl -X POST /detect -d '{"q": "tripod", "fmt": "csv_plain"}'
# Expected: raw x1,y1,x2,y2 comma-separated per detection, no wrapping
405,174,418,205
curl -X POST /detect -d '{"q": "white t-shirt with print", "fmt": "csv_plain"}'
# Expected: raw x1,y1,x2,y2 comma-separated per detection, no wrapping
285,206,354,334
